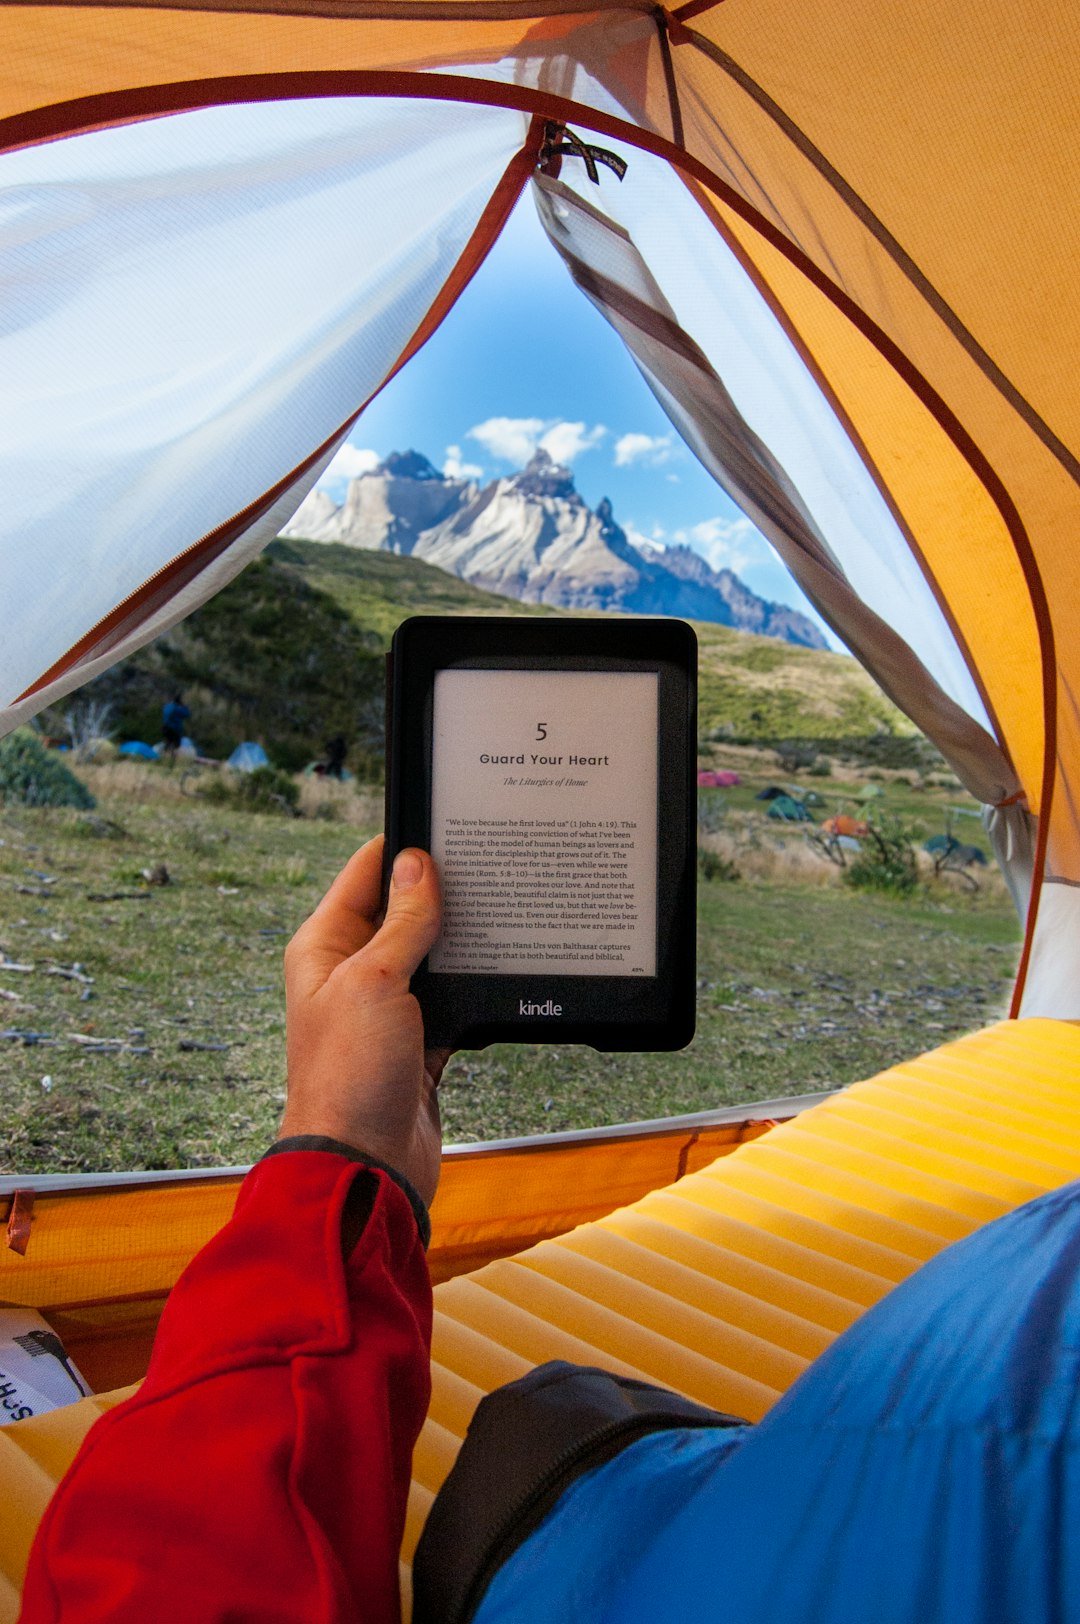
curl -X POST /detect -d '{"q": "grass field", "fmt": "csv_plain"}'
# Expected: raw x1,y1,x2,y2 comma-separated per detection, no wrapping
0,758,1020,1174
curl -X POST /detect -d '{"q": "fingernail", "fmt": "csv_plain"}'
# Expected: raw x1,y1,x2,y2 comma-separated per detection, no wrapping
393,850,423,889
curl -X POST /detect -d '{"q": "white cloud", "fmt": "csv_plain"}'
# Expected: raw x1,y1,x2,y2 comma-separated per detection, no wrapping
467,416,606,468
317,442,379,486
443,444,484,481
539,420,607,464
685,516,756,549
468,417,546,464
613,431,674,468
673,515,762,576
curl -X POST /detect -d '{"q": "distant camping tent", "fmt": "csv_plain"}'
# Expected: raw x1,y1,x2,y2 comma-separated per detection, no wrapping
227,741,270,773
698,770,741,788
767,794,812,823
925,834,989,868
0,0,1078,1026
823,814,870,838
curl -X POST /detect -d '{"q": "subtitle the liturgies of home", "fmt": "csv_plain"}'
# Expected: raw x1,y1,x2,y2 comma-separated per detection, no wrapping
431,670,658,979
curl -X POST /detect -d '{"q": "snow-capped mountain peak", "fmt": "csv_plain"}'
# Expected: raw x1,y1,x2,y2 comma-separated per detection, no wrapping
281,450,826,647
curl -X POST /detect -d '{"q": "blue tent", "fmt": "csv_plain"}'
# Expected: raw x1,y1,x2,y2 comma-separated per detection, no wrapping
227,741,269,773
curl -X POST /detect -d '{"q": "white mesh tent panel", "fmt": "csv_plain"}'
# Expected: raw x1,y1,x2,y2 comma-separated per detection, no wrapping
0,97,530,719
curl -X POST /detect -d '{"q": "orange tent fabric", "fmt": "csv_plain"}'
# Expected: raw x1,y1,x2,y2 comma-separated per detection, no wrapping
822,815,869,839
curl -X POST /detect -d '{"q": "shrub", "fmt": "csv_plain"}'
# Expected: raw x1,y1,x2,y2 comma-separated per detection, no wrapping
843,816,919,897
65,698,116,762
808,757,832,778
775,741,819,773
71,813,128,839
78,553,385,772
199,765,300,816
0,730,96,809
697,846,739,883
238,767,299,814
697,789,727,835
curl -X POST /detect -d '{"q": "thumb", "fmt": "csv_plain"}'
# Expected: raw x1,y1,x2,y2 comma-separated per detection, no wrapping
358,847,442,986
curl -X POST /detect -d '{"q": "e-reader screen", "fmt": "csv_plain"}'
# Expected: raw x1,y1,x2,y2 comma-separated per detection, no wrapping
429,669,658,977
384,615,696,1051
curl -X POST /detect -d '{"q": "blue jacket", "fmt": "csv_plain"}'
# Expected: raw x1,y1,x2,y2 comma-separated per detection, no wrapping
417,1178,1080,1624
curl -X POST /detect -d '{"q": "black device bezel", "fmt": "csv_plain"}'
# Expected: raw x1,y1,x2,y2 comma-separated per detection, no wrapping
385,615,696,1051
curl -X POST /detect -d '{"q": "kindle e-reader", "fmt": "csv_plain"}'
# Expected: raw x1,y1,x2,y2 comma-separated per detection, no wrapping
384,616,697,1051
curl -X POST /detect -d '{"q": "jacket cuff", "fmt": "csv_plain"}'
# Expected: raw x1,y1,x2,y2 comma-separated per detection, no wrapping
263,1135,431,1248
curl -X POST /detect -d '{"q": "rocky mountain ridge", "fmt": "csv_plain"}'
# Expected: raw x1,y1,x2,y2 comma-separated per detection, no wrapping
282,449,827,648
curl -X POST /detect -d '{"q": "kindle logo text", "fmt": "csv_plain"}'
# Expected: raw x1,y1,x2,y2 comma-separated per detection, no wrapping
519,999,563,1016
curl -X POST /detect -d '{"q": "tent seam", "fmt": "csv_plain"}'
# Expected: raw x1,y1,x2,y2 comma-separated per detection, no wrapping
1,0,657,16
680,25,1080,494
677,172,1012,765
672,0,725,19
654,8,685,148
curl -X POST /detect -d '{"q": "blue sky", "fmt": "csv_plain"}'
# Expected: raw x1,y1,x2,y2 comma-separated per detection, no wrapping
317,192,824,626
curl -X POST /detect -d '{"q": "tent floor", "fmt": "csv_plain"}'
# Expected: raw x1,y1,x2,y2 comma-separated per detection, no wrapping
2,1018,1079,1619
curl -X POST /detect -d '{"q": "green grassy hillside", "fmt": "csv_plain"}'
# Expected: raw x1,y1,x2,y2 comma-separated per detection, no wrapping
79,551,384,772
694,621,915,750
279,541,919,752
269,539,554,642
79,540,924,773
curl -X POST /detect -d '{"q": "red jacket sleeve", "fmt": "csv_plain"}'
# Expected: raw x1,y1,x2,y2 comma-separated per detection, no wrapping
18,1150,432,1624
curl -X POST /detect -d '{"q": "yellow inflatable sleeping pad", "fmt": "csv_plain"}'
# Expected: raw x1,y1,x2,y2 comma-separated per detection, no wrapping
2,1017,1080,1620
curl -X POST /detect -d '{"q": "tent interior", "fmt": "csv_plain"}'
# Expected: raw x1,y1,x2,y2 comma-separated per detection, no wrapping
2,0,1080,1610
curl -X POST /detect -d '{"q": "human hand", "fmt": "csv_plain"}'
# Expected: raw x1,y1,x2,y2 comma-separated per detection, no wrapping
280,836,450,1207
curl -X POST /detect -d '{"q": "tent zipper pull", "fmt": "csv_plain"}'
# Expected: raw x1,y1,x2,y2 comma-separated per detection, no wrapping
538,122,628,184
